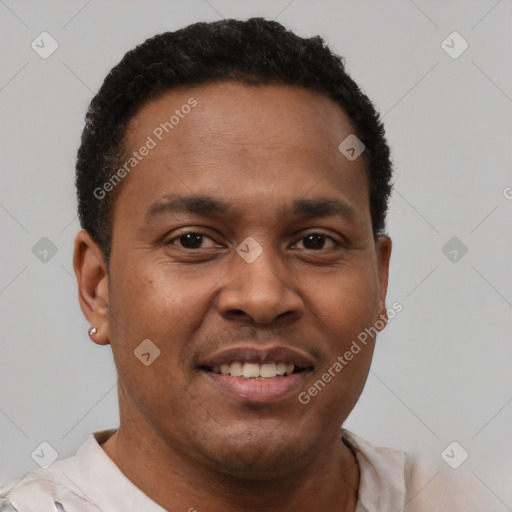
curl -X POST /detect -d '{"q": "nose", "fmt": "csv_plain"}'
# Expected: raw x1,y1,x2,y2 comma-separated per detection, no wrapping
217,244,304,325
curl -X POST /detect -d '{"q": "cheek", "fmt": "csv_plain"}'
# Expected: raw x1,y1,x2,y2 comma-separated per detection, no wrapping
307,265,380,395
106,267,194,411
107,261,210,373
310,265,380,335
111,262,185,324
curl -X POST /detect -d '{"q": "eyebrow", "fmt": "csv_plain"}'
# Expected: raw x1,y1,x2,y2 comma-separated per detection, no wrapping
144,194,357,223
144,194,232,222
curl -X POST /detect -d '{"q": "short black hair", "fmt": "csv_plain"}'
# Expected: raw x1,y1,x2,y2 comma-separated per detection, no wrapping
76,17,393,267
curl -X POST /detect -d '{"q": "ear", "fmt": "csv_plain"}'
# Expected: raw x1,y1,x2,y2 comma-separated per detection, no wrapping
73,230,110,345
375,235,392,329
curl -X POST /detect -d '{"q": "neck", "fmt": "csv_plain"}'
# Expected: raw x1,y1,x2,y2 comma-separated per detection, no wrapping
100,423,360,512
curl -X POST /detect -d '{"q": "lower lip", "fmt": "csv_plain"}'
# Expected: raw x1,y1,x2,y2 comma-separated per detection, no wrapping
201,370,310,404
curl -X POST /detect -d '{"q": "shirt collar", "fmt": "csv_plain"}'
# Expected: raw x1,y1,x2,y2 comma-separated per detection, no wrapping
64,428,406,512
62,429,166,512
342,428,407,512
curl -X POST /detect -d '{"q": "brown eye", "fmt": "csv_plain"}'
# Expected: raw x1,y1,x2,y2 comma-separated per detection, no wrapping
168,232,217,249
294,233,338,250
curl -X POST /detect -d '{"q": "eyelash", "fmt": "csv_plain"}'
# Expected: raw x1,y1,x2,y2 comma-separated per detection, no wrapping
165,230,342,251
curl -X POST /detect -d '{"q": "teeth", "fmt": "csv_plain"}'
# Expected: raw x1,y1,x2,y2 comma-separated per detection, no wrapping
230,361,243,377
276,363,287,376
211,361,298,378
242,363,260,378
260,362,277,378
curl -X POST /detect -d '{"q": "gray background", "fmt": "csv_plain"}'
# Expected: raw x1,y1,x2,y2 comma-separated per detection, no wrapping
1,0,511,501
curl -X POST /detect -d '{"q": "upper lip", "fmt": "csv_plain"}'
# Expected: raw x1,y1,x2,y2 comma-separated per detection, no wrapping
198,344,316,369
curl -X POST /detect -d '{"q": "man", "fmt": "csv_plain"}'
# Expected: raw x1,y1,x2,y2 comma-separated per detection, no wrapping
0,17,497,512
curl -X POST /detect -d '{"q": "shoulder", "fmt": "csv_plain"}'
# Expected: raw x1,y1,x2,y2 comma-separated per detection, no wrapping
0,462,96,511
342,429,511,512
0,429,117,512
404,450,512,512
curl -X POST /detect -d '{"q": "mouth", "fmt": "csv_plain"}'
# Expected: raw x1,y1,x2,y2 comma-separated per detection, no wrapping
201,361,307,379
197,345,315,403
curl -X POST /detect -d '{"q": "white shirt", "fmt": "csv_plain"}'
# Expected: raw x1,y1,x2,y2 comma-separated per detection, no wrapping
0,428,506,511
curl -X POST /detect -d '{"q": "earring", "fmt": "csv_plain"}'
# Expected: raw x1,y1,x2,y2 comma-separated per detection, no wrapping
88,326,98,337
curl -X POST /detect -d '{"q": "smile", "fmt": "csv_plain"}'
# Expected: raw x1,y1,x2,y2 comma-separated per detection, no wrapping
207,361,303,379
198,345,314,403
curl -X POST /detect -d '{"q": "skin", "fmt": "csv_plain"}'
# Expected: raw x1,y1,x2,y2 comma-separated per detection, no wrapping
74,81,392,511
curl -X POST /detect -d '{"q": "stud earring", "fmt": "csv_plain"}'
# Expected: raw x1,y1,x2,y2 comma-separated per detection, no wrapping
88,326,98,337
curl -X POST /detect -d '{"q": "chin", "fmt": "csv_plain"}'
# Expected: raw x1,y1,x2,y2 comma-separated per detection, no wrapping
194,423,314,480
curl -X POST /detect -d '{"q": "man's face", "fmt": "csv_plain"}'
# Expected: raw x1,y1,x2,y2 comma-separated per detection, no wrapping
104,82,391,477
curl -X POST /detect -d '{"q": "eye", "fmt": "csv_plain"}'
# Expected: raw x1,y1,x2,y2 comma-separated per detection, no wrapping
167,231,218,249
293,233,339,251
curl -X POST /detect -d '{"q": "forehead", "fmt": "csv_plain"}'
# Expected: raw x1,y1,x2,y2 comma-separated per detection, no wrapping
126,81,357,163
114,81,370,229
